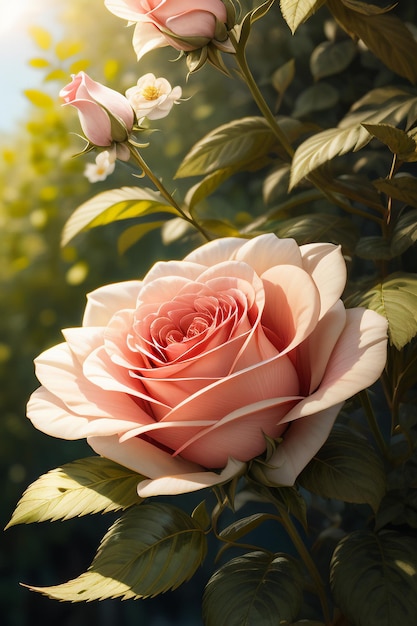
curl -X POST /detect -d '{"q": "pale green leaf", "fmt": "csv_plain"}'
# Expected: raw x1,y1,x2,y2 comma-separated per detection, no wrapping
293,83,339,118
374,176,417,210
280,0,327,33
346,272,417,349
203,552,304,626
175,117,277,179
290,87,417,189
24,89,55,108
328,0,417,83
310,40,357,80
362,123,416,155
27,503,207,601
272,58,296,95
330,530,417,626
61,187,179,246
298,424,386,512
6,457,142,527
117,220,165,254
185,166,242,212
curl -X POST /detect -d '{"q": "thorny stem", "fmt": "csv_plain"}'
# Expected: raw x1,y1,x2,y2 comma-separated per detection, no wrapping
126,142,213,242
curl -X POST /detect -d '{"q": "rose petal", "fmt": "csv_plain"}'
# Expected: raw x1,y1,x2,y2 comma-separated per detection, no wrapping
137,458,246,497
234,234,303,274
132,21,170,60
264,404,343,486
183,237,245,266
83,280,141,327
300,243,347,320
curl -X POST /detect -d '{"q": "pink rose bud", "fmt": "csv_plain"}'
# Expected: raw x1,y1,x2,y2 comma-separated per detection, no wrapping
59,72,135,146
105,0,234,60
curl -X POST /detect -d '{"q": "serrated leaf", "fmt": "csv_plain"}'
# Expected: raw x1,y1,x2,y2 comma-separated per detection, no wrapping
310,40,357,80
28,26,52,50
175,116,277,179
330,530,417,626
328,0,417,84
391,209,417,255
6,457,142,527
298,424,386,512
61,187,179,246
346,272,417,349
374,176,417,210
290,87,417,189
280,0,327,33
27,503,207,601
362,123,416,155
203,552,303,626
24,89,55,108
117,220,165,254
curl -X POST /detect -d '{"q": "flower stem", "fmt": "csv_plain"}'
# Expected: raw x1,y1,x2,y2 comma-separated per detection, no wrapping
277,508,332,626
126,142,212,241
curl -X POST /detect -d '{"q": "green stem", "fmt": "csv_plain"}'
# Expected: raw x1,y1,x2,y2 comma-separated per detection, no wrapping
126,142,212,242
277,508,332,626
358,389,390,459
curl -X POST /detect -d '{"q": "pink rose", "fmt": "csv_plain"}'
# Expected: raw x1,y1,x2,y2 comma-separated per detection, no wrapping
104,0,233,60
59,72,135,147
27,235,387,496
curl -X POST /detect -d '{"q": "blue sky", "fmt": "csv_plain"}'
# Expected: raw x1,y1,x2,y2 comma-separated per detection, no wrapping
0,1,59,133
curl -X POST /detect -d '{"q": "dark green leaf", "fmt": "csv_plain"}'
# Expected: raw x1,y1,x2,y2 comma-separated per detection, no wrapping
355,236,392,260
310,40,357,80
328,0,417,84
117,220,165,254
330,530,417,626
6,457,142,527
293,83,339,118
203,551,304,626
27,503,207,601
298,424,386,512
275,213,359,253
346,272,417,349
391,209,417,255
374,176,417,210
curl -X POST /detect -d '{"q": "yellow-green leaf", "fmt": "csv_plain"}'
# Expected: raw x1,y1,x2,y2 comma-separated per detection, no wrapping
28,25,52,50
28,57,51,69
280,0,327,33
117,220,166,254
24,89,55,108
5,457,142,527
27,504,207,601
69,59,91,75
55,39,83,61
61,187,179,246
362,123,416,155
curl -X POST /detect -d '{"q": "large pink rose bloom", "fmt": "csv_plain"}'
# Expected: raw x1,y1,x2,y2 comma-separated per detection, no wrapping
28,235,387,496
60,72,134,147
104,0,233,60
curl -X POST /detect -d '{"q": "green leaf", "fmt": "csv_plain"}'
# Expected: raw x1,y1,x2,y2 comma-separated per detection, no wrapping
374,176,417,210
24,89,55,108
280,0,327,33
272,59,296,96
6,457,142,527
391,209,417,255
219,513,276,544
273,213,359,253
26,503,207,601
29,25,52,50
235,0,275,51
290,87,417,189
340,0,396,15
117,220,165,254
293,83,339,118
175,117,277,179
346,272,417,349
61,187,179,246
330,530,417,626
327,0,417,84
355,236,392,260
191,500,211,531
203,552,304,626
298,424,386,512
185,166,245,212
310,39,357,80
362,123,416,155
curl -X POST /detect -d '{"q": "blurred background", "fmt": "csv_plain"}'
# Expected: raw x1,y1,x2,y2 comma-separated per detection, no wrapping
2,1,416,624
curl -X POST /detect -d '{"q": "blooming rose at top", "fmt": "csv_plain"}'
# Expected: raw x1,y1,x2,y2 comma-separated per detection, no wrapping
60,72,134,148
126,73,182,122
104,0,234,61
27,235,387,496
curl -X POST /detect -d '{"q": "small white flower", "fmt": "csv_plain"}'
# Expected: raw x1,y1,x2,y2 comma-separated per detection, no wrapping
84,150,116,183
126,73,182,123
